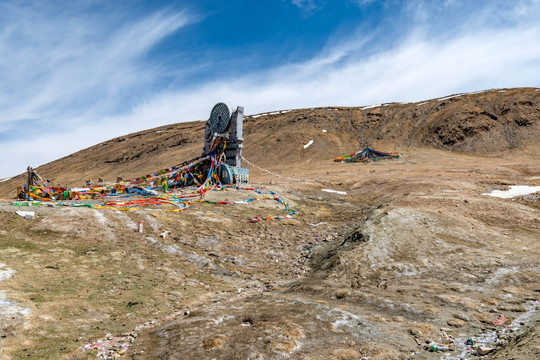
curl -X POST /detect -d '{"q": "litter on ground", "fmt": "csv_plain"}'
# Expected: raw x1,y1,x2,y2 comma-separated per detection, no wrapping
15,210,35,220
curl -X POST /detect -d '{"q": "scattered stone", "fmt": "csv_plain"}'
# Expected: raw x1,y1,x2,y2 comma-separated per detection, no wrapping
447,319,465,327
453,313,470,321
501,287,520,294
477,346,494,356
327,323,337,332
335,290,350,299
504,316,515,325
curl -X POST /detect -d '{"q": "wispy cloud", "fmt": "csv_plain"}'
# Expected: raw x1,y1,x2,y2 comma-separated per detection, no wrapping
124,0,540,119
0,2,191,125
126,23,540,118
351,0,379,7
290,0,324,15
0,2,194,177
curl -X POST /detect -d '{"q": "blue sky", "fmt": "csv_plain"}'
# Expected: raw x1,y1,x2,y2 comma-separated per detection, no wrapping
1,0,539,178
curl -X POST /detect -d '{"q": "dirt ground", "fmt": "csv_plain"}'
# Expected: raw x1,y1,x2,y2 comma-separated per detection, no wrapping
0,88,538,359
0,146,539,360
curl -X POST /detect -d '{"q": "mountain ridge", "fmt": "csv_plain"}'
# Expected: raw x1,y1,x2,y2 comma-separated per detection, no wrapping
1,87,538,198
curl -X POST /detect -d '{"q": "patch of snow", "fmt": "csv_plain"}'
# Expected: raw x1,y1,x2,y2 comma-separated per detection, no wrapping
0,295,31,317
361,104,381,110
154,130,163,133
484,266,520,285
482,185,540,199
389,263,426,277
437,94,464,101
303,140,314,149
0,264,30,320
469,89,490,95
322,189,347,195
164,244,182,255
93,211,108,225
249,110,290,118
0,177,12,183
328,308,365,329
308,222,327,227
0,264,14,282
268,110,292,115
416,102,428,106
498,90,506,93
145,236,158,245
110,210,137,230
145,237,216,269
214,315,235,325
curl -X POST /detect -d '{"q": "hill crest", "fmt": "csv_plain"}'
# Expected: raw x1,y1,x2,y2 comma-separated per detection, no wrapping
1,87,538,197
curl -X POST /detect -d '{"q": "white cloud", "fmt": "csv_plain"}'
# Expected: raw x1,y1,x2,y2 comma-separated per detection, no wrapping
0,3,192,125
351,0,378,7
291,0,323,15
292,0,316,9
0,3,195,177
126,22,540,120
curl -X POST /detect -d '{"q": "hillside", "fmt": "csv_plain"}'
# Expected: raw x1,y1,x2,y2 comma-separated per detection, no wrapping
0,88,539,360
1,87,539,198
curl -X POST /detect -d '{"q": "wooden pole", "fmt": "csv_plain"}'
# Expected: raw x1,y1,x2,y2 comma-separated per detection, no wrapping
26,166,33,187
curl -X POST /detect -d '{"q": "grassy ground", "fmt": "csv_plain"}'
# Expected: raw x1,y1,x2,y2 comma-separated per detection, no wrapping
0,208,239,359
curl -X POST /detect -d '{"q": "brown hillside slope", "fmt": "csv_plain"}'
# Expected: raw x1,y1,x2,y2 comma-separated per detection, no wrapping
1,87,538,198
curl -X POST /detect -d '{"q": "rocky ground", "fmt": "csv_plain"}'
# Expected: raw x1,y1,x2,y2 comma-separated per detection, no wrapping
0,88,539,359
0,146,539,360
